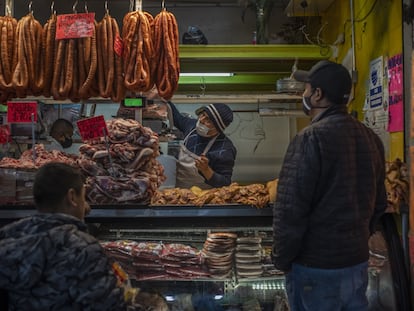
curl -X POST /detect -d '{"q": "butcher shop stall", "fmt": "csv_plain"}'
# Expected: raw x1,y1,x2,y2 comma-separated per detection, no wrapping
0,0,412,310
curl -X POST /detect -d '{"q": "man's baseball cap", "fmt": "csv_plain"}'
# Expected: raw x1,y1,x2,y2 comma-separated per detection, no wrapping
293,60,352,105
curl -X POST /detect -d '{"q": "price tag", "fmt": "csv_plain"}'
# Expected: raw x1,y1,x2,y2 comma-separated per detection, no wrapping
0,124,10,144
7,101,37,123
114,34,123,57
77,115,108,141
56,13,95,39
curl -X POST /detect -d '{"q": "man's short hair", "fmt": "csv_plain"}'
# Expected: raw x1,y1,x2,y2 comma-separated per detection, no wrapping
33,162,84,211
49,118,74,136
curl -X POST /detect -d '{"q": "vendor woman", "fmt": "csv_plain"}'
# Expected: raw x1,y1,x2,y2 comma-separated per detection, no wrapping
169,102,237,189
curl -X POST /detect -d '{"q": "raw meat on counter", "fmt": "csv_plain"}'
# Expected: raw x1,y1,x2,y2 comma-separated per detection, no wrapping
101,240,208,281
0,119,166,205
385,158,408,213
78,118,166,204
0,144,78,169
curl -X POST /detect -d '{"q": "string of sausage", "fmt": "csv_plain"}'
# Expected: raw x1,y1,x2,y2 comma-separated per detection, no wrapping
12,14,31,98
78,22,98,100
42,13,56,98
110,15,126,102
29,15,44,96
96,14,125,101
97,14,113,98
2,10,179,103
122,11,154,93
152,9,180,100
0,16,17,102
10,14,44,97
51,23,97,101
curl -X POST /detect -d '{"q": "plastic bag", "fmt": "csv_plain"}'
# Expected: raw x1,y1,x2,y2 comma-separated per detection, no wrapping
182,26,208,45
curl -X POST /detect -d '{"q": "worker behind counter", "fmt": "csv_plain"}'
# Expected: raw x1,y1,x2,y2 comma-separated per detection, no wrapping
45,118,74,152
168,101,237,189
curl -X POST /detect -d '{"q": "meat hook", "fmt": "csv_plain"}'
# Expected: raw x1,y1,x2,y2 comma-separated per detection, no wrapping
73,0,78,13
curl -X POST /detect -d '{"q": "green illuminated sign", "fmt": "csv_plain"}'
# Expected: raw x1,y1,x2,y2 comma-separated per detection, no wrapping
123,97,144,108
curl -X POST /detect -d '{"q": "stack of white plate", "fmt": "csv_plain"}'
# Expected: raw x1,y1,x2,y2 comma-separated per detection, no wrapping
235,236,263,279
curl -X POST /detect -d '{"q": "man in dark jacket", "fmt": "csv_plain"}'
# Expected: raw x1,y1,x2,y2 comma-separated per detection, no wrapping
272,60,387,311
169,101,237,189
0,162,127,311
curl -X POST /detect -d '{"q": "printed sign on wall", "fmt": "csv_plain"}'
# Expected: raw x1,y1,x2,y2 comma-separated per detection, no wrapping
387,54,403,132
369,56,383,110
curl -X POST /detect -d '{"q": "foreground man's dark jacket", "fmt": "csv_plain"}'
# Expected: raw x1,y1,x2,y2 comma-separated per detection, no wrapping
273,105,387,271
0,213,126,311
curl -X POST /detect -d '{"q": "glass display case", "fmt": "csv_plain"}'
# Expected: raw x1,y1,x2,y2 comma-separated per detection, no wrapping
0,205,409,310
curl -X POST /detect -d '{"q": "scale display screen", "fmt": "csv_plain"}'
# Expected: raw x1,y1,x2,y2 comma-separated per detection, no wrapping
122,97,146,108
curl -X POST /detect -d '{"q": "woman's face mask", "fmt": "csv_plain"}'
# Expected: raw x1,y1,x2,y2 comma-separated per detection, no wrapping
196,120,213,137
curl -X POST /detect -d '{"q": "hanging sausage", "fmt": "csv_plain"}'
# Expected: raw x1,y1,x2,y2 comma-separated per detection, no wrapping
0,15,17,102
152,9,180,100
122,10,155,94
96,13,125,102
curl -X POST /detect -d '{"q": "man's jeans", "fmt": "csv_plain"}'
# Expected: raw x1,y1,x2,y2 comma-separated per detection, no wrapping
285,261,369,311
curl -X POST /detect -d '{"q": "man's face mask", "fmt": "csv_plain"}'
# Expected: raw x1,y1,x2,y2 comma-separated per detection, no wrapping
302,89,315,116
302,95,312,115
196,120,213,137
61,136,73,149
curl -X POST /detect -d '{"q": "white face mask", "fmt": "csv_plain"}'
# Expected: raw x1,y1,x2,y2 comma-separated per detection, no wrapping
302,95,312,115
196,120,212,137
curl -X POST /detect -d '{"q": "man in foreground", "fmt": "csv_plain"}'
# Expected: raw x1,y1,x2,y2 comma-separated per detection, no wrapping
0,162,128,310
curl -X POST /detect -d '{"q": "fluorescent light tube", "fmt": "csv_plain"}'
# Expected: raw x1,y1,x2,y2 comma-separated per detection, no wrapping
180,72,234,77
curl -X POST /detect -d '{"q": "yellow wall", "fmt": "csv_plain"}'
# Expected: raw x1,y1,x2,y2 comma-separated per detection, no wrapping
321,0,404,161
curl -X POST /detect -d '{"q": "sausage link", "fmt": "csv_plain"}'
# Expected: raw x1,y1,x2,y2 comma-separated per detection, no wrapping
79,24,97,99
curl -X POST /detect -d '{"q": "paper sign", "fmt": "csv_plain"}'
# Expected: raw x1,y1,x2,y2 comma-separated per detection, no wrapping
7,101,37,123
0,124,10,144
387,54,403,132
77,115,107,141
56,13,95,39
369,56,383,109
114,34,123,57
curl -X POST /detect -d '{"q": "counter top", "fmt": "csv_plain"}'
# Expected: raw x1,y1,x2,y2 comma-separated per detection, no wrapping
0,204,274,229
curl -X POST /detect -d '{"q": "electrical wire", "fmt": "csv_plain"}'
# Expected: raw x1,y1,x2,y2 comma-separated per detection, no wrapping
354,0,379,22
343,0,379,35
316,22,328,45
